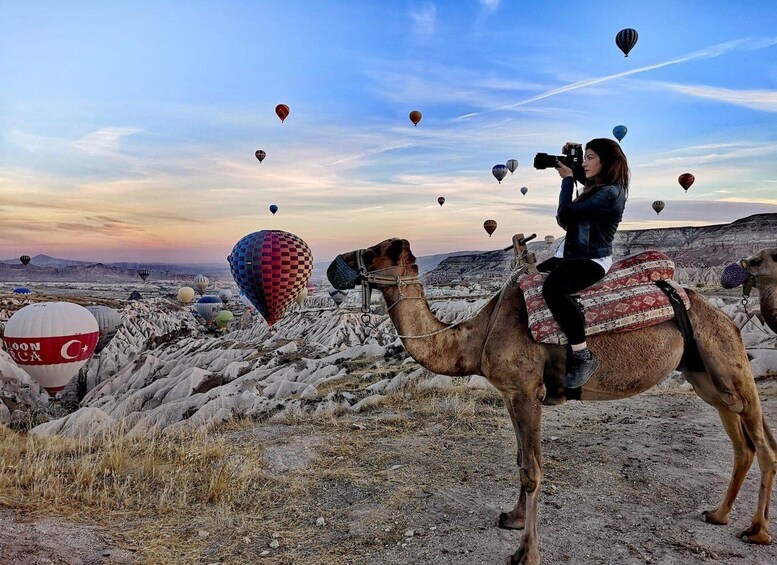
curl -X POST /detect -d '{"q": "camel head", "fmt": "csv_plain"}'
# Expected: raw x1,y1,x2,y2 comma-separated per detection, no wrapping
740,247,777,285
327,238,418,290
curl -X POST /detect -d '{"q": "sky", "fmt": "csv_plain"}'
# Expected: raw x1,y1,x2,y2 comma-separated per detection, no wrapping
1,0,776,264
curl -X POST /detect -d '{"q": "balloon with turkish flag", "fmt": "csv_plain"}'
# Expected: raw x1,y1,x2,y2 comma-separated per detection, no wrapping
3,302,99,397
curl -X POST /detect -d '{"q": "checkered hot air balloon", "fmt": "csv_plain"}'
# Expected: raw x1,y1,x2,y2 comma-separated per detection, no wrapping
228,230,313,326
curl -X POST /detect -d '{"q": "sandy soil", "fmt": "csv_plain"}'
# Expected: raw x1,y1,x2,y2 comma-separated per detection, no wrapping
3,384,777,564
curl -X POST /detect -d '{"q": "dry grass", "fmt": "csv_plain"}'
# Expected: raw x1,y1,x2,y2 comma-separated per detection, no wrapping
0,383,510,564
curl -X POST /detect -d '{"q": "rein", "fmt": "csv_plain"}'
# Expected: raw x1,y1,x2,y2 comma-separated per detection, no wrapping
738,275,775,336
355,248,530,341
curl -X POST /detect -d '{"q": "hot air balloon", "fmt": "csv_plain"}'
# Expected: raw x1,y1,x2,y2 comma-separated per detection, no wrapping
255,150,266,163
239,291,255,311
409,110,422,126
328,288,347,307
13,287,31,294
506,159,518,174
616,28,638,57
484,220,497,237
612,125,627,142
295,287,308,306
492,165,508,184
3,302,99,396
269,204,278,215
652,200,665,215
678,173,695,192
437,197,445,206
178,287,195,303
218,289,233,305
275,104,290,123
544,235,556,245
20,255,30,266
520,186,528,196
305,282,316,293
195,296,222,323
215,310,234,330
85,306,122,354
138,269,150,282
194,275,209,296
227,230,313,326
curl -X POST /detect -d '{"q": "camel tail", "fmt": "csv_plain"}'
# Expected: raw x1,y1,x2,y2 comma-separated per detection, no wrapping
762,415,777,454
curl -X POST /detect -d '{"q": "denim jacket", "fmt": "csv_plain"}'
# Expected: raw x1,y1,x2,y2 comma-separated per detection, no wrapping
556,176,626,259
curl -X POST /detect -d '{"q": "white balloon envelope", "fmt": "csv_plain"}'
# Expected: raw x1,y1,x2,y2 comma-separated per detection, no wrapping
85,305,122,354
195,296,222,323
3,302,99,396
218,289,233,305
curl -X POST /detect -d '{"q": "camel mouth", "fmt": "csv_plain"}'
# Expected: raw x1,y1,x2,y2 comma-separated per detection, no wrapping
327,255,361,290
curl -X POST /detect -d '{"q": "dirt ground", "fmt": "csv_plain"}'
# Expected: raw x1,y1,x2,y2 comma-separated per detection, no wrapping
3,384,777,565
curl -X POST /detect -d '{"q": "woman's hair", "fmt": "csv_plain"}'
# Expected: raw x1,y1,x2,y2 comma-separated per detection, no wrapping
584,138,629,194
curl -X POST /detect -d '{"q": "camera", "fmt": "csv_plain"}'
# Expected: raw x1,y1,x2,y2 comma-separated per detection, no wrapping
533,143,585,181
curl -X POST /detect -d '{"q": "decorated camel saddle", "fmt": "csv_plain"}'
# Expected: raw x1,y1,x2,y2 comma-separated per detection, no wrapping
518,251,690,345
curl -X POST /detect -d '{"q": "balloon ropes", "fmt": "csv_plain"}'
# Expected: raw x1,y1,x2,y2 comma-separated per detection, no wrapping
409,110,422,126
228,230,313,327
3,302,99,396
616,28,638,57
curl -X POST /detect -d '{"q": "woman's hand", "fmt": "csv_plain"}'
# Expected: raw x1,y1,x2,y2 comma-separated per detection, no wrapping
562,141,582,154
555,160,573,179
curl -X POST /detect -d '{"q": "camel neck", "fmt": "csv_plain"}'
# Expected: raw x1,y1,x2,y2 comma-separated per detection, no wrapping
380,283,496,376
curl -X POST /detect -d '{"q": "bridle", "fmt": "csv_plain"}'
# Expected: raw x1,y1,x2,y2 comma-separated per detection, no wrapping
352,248,424,328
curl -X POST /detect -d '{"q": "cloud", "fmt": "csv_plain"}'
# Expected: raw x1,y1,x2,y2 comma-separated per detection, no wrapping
457,37,764,118
479,0,500,13
649,82,777,113
409,3,436,35
70,127,142,155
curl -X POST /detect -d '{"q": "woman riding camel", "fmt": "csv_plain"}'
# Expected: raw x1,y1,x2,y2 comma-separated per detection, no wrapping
541,138,629,388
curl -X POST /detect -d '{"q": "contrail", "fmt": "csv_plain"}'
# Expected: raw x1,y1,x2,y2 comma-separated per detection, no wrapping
457,38,758,119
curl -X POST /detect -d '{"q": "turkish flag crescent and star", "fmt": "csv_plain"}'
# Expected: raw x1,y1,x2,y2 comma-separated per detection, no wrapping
3,332,99,366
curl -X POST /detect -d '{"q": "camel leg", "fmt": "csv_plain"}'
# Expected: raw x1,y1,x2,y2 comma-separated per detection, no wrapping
504,392,543,565
703,406,755,526
737,411,777,544
499,398,527,530
685,368,776,544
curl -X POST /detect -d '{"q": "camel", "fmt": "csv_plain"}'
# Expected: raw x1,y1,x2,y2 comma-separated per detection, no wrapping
741,247,777,334
327,237,777,565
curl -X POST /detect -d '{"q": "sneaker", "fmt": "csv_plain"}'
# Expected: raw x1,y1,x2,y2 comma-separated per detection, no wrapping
564,348,599,388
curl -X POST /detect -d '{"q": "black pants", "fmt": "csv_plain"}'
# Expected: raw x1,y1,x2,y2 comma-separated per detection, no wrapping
541,259,606,346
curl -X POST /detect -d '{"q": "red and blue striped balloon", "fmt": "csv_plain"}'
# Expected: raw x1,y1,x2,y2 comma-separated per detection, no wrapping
228,230,313,326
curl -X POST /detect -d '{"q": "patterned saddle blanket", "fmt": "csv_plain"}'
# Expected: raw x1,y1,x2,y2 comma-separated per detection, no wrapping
518,251,691,345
